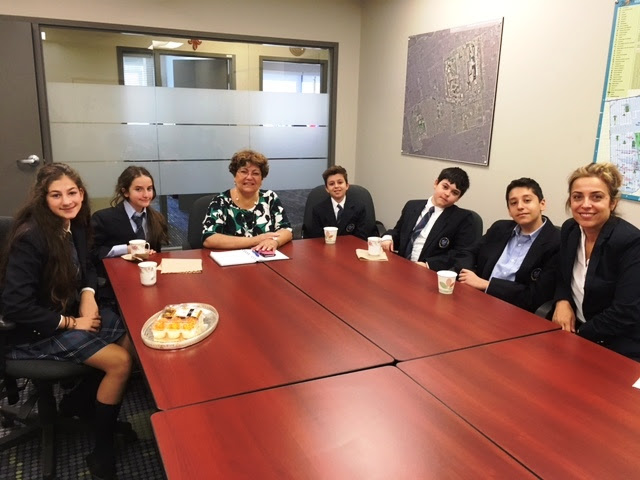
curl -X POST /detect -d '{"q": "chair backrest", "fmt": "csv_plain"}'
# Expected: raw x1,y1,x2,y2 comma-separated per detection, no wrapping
185,194,216,250
468,209,483,238
0,216,13,246
301,184,377,238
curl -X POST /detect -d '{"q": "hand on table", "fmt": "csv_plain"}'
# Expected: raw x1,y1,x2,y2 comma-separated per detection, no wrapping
552,300,576,333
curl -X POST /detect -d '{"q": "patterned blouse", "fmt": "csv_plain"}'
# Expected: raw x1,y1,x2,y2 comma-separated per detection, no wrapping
202,189,292,241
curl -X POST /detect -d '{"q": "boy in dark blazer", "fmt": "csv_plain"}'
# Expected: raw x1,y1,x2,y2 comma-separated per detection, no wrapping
459,178,560,312
307,165,376,241
382,167,477,272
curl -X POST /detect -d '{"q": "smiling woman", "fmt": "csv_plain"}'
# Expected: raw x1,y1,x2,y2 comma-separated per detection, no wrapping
201,149,293,251
553,162,640,361
0,163,135,479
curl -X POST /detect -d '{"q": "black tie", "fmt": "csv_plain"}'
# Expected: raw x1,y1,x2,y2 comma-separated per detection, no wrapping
132,212,145,240
405,206,435,259
336,204,344,223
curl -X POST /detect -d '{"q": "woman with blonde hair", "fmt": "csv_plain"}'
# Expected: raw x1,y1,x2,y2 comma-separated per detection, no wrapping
553,162,640,360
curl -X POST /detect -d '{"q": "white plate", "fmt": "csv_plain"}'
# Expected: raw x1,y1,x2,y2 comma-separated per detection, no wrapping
141,303,219,350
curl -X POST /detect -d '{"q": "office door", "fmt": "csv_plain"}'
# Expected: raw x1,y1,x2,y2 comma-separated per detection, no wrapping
0,18,45,216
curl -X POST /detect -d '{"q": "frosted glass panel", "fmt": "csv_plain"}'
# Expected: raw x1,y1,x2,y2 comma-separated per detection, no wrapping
157,125,250,160
48,83,157,123
68,161,161,199
249,126,328,158
263,158,328,190
249,92,329,125
155,88,250,124
48,83,330,207
158,160,231,195
50,124,159,162
156,158,326,195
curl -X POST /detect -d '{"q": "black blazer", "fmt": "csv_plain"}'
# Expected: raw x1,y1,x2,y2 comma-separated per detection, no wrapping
2,220,97,344
555,216,640,359
385,201,478,272
471,218,560,312
92,203,162,263
307,196,376,241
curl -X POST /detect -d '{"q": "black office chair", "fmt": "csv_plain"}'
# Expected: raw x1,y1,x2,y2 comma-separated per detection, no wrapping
0,215,99,480
184,194,216,250
467,209,484,238
301,184,384,238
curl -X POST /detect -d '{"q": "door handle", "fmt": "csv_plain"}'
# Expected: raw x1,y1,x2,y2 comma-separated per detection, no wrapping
17,154,41,166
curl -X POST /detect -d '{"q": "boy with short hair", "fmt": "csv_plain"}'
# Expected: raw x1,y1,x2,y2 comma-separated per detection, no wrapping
306,165,376,241
382,167,478,271
458,177,560,312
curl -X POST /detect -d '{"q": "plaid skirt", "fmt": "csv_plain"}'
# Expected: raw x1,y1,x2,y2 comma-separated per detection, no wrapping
9,306,126,364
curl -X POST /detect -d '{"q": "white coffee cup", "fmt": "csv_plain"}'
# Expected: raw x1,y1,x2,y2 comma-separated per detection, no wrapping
367,236,382,256
139,261,157,286
129,239,151,258
437,270,457,294
323,226,338,244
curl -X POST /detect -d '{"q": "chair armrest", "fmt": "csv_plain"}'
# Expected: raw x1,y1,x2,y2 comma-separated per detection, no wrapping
534,300,555,320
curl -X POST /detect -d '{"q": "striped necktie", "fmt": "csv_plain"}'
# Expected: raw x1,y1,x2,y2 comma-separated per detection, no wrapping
405,206,435,259
132,212,145,240
336,204,344,223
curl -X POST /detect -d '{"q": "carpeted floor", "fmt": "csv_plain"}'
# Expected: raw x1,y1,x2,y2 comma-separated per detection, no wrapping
0,372,166,480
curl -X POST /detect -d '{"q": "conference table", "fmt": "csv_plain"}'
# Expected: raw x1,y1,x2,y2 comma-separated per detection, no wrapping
103,249,392,410
399,330,640,479
151,366,537,479
270,236,559,361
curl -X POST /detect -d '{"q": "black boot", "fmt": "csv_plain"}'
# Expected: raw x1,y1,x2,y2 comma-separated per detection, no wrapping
59,373,103,420
86,401,120,480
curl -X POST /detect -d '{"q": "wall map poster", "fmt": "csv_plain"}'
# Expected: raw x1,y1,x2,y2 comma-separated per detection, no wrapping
402,19,503,166
594,0,640,201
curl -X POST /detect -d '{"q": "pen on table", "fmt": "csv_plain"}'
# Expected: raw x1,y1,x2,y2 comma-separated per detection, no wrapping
253,250,260,257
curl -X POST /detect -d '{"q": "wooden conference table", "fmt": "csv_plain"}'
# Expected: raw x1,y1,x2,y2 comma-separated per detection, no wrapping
270,236,558,361
399,330,640,479
103,249,392,410
151,366,537,479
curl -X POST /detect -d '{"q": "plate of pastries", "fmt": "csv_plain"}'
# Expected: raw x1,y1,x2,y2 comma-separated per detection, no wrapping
141,303,219,350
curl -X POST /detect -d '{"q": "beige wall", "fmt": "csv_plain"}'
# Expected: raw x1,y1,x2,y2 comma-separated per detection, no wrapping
357,0,633,230
3,0,637,231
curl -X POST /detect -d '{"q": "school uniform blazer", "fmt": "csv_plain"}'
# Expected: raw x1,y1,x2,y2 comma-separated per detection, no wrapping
307,196,376,241
471,218,560,312
385,201,478,272
555,216,640,359
91,203,162,263
2,220,97,344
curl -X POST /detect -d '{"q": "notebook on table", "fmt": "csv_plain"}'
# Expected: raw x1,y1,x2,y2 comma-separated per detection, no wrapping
209,249,289,267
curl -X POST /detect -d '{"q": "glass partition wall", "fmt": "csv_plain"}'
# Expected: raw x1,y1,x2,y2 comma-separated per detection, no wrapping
40,26,334,247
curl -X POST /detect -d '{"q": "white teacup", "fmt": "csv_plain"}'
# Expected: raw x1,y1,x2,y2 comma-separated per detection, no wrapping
323,226,338,244
437,270,457,294
139,261,157,286
129,239,151,259
367,236,382,256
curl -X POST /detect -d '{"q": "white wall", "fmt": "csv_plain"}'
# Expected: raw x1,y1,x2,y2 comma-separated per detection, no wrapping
357,0,633,231
0,0,363,177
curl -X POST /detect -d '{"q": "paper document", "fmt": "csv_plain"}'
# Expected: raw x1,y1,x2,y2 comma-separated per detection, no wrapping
158,258,203,274
209,249,289,267
355,249,388,261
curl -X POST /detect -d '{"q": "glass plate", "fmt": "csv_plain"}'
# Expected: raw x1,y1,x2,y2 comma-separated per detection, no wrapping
141,302,219,350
